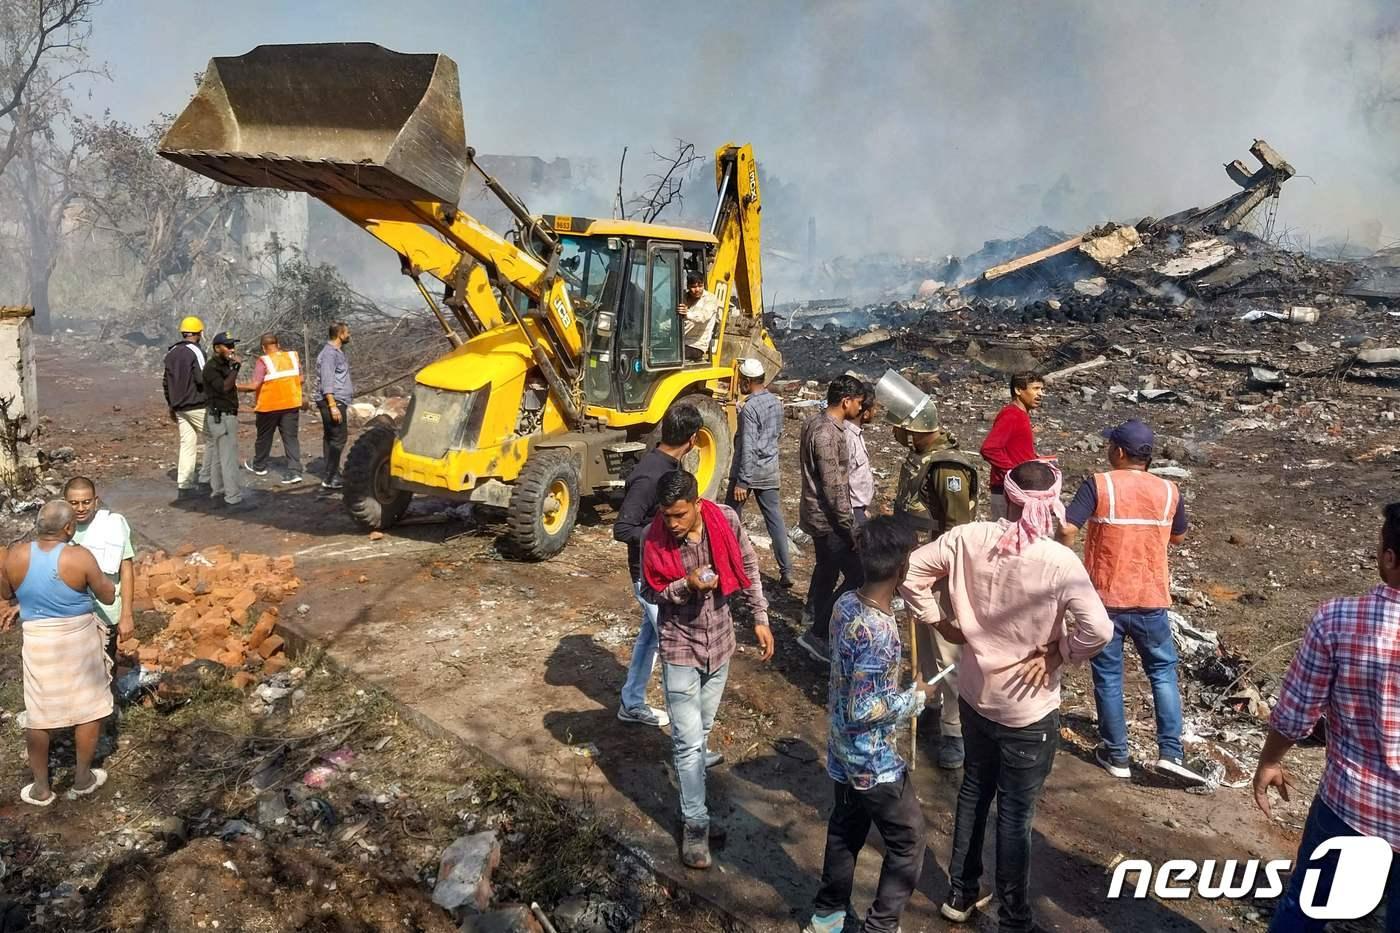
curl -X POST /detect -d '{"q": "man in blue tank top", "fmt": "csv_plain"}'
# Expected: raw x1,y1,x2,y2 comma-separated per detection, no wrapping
0,501,116,805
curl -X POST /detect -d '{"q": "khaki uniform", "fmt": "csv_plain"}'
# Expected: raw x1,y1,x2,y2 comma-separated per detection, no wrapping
893,437,980,741
892,443,980,540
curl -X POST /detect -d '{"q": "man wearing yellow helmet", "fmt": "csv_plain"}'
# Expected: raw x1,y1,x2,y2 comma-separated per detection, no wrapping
162,316,211,500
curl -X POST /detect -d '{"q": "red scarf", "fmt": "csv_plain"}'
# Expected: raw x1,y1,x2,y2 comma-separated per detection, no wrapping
642,500,751,597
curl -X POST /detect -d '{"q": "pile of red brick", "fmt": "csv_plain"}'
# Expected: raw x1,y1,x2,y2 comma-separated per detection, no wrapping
120,545,301,689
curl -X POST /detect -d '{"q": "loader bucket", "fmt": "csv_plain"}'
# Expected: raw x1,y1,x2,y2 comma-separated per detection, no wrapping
158,43,467,204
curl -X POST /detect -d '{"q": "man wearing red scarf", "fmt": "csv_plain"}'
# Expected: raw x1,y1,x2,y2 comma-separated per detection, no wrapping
642,469,774,870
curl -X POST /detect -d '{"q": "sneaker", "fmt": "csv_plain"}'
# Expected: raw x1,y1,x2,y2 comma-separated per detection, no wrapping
243,461,268,476
320,478,344,491
681,821,711,869
940,890,993,923
796,631,830,663
937,736,965,770
778,575,795,590
174,487,198,502
801,909,846,933
704,749,725,769
617,705,670,727
280,474,304,485
206,497,227,510
1155,755,1207,785
1096,746,1131,779
225,500,257,513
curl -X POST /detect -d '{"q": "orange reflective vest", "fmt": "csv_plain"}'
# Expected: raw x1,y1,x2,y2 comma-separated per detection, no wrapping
1082,469,1179,609
254,350,303,413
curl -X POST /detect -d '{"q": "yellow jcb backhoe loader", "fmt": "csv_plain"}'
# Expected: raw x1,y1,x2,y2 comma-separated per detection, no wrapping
158,43,781,559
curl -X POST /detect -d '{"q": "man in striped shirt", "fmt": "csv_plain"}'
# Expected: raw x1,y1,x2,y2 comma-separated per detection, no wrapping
1253,503,1400,931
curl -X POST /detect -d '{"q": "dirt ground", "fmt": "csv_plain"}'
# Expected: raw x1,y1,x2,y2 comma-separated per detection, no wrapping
1,324,1394,931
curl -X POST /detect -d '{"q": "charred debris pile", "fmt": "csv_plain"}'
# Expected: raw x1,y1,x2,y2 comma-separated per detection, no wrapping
776,140,1400,381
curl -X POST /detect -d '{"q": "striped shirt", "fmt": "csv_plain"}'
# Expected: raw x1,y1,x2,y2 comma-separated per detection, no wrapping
1270,584,1400,850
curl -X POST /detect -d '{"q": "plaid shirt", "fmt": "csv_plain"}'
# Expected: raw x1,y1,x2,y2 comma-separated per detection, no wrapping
799,412,854,541
1270,584,1400,850
640,504,769,671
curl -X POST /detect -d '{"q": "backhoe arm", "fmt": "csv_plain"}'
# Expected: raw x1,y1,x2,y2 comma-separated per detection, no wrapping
156,42,586,423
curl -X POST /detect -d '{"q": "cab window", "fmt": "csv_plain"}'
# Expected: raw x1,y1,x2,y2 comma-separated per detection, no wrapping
643,244,683,369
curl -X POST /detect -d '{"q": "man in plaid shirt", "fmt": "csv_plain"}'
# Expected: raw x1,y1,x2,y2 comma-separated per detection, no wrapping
642,470,773,870
1253,503,1400,931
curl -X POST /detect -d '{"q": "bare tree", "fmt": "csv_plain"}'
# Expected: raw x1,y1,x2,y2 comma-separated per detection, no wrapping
626,140,702,223
3,87,82,332
0,0,99,180
72,114,247,318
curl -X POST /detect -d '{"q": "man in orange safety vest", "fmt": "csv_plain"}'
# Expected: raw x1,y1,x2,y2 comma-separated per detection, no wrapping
239,332,305,485
1059,419,1202,787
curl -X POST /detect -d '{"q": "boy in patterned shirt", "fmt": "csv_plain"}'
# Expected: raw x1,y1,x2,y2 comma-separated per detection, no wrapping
804,516,924,933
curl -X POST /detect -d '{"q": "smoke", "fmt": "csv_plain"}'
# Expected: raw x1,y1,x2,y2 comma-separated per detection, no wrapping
74,0,1400,264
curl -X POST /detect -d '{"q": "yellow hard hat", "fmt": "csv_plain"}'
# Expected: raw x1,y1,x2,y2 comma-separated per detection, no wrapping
178,315,204,334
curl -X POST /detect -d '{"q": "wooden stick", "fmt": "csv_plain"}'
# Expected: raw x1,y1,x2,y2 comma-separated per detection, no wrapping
909,614,918,772
981,234,1085,282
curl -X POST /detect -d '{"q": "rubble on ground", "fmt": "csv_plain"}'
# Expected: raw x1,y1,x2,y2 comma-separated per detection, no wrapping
777,139,1396,383
118,546,299,687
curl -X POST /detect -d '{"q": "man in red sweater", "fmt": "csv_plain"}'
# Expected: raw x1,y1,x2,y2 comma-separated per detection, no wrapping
980,372,1044,519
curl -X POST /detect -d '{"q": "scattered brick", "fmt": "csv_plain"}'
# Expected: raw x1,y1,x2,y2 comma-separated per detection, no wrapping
170,606,200,630
155,581,196,605
262,655,289,674
148,560,179,579
257,634,285,659
272,555,295,573
193,638,225,662
231,671,256,690
227,589,258,618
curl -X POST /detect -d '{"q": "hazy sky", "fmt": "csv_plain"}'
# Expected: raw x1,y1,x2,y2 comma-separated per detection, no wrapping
83,0,1400,257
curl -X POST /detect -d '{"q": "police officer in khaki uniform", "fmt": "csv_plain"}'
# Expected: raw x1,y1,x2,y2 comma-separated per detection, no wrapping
892,425,980,542
878,371,980,768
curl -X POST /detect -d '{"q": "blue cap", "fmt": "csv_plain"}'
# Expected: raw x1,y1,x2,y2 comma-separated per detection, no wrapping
211,331,240,348
1102,419,1154,458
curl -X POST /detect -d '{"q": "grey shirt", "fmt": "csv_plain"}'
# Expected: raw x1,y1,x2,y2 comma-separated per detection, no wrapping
734,389,782,490
316,343,353,401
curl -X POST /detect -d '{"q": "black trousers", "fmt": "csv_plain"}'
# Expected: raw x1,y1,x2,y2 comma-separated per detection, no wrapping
813,772,925,933
253,408,302,473
318,400,349,481
804,532,863,640
949,700,1059,933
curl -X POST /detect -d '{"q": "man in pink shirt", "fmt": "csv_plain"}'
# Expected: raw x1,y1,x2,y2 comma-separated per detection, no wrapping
901,460,1112,932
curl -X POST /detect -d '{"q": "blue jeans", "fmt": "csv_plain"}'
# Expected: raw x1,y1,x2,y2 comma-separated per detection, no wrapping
1269,797,1399,931
1090,608,1184,761
619,581,660,711
727,486,792,578
662,661,730,826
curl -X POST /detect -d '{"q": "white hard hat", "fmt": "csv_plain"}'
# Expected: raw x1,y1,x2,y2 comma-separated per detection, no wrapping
738,358,765,379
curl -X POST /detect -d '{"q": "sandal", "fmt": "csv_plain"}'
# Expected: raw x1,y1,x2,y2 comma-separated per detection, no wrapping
20,783,55,807
68,769,107,798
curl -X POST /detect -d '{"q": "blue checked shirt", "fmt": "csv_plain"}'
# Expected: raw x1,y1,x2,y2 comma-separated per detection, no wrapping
827,590,920,789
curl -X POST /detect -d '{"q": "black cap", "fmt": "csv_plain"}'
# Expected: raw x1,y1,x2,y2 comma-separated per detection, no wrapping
211,331,240,348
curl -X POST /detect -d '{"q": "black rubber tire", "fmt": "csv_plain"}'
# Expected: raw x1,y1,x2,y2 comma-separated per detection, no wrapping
343,424,413,530
644,395,733,501
505,449,581,560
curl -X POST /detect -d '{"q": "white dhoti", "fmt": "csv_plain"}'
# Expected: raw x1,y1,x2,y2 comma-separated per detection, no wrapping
21,613,113,729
